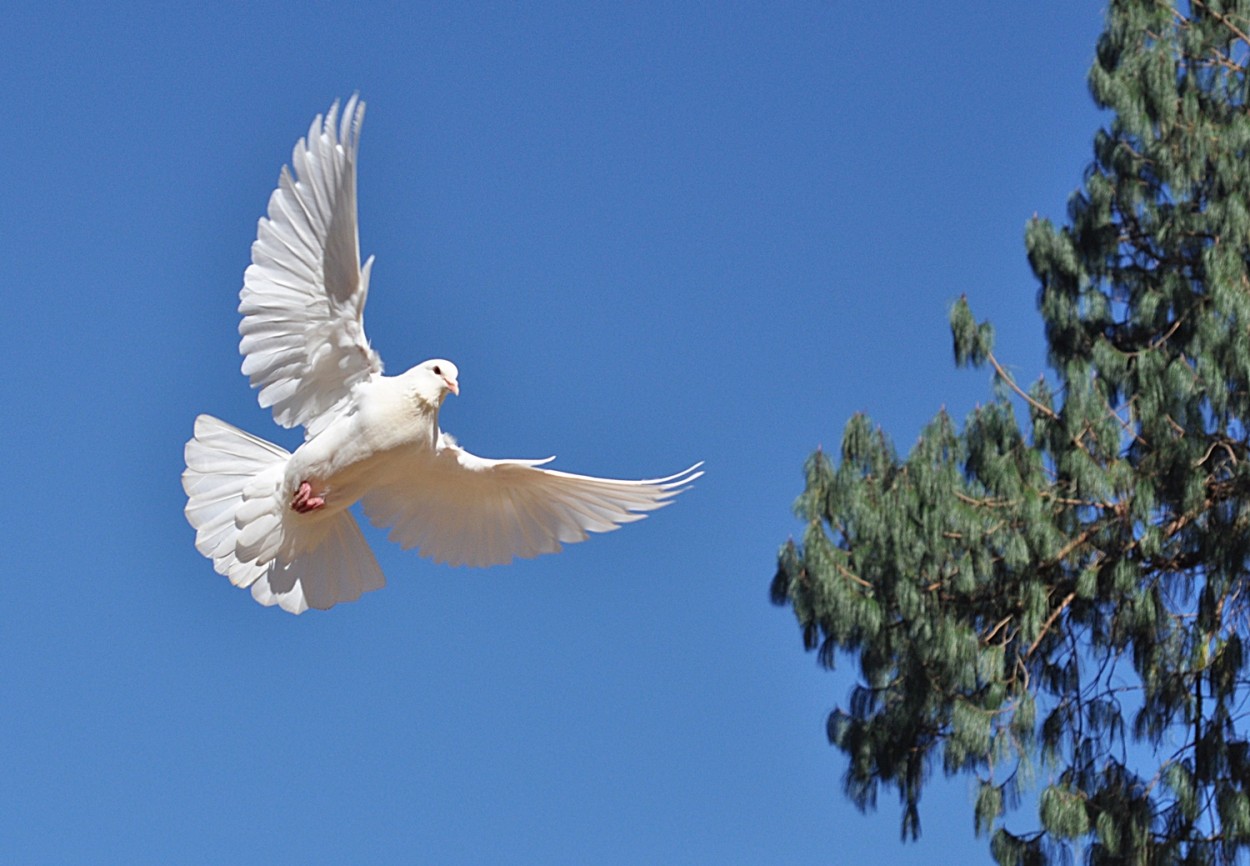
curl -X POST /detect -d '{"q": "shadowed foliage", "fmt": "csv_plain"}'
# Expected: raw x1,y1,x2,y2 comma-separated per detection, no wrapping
772,2,1250,863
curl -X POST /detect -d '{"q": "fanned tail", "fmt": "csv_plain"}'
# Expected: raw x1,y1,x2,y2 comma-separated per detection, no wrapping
181,414,385,613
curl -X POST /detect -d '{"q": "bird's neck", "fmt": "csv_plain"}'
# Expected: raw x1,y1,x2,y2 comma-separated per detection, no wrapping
395,375,444,413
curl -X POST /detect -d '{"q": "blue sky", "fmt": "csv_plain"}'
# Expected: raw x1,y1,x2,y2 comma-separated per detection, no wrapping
3,3,1107,863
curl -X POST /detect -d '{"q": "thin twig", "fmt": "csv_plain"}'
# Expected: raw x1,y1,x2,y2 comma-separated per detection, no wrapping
986,350,1059,421
1026,591,1077,660
1193,0,1250,48
983,614,1014,644
835,561,872,589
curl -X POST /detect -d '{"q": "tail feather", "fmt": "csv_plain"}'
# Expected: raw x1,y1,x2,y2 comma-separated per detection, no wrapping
182,414,386,614
249,515,385,613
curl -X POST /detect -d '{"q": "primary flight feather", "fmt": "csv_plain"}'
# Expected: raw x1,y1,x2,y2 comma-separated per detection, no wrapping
182,96,701,614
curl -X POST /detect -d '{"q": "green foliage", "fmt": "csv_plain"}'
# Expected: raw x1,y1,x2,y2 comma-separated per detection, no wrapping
772,2,1250,863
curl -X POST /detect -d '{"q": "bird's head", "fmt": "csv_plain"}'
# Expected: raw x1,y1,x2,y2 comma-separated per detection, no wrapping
408,358,460,405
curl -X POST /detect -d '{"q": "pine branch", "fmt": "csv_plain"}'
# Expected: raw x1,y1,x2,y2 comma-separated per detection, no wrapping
1026,592,1077,661
985,349,1059,421
1192,0,1250,48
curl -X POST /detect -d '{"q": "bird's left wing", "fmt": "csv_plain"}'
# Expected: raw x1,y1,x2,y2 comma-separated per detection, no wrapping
238,96,381,438
362,435,703,567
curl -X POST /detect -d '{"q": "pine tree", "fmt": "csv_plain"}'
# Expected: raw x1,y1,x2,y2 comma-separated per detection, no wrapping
771,2,1250,863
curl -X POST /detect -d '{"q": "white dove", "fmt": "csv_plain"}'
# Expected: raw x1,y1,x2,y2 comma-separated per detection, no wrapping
182,96,701,614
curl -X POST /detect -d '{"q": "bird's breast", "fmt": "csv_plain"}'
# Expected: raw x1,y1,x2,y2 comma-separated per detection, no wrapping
284,395,438,512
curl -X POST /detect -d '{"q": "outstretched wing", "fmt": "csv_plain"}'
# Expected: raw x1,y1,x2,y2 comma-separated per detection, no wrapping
238,95,382,437
362,435,703,567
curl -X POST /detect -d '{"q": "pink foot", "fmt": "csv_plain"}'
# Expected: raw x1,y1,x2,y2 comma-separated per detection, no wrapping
291,481,326,513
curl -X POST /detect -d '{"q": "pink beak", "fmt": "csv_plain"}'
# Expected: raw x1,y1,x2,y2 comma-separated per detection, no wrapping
443,377,459,396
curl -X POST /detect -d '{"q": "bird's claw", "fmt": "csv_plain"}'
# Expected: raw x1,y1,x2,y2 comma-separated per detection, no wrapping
291,481,326,513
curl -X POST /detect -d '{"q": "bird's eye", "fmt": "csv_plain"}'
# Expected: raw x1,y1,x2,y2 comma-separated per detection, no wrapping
433,365,442,376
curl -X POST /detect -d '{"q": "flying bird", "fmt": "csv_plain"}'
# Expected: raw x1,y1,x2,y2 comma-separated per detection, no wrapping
182,96,701,614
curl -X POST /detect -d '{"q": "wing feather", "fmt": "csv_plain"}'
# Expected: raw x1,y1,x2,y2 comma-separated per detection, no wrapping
238,96,382,437
362,438,702,567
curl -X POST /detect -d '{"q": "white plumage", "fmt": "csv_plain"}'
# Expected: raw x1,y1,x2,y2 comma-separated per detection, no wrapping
182,96,701,613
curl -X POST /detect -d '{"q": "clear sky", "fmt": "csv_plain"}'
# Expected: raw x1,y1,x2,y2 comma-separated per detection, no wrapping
3,3,1108,863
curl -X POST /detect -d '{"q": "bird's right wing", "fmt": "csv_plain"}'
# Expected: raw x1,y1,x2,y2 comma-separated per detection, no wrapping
362,435,703,567
238,96,382,438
